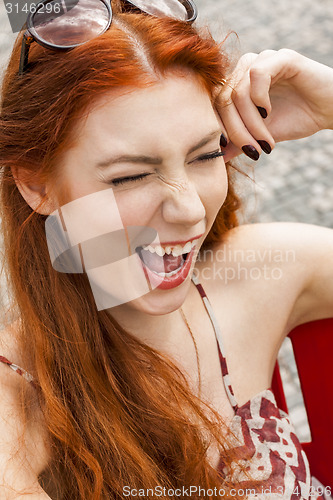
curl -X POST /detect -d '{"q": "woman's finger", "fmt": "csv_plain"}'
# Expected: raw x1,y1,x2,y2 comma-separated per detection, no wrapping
217,98,260,160
234,49,295,114
245,49,282,114
215,50,292,159
222,142,243,163
231,74,275,150
216,85,274,161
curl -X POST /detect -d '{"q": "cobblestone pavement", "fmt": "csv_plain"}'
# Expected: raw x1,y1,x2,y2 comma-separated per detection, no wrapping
1,0,333,442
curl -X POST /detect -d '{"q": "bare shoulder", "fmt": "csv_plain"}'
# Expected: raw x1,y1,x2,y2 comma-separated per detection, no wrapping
205,221,333,275
198,221,309,282
0,319,25,370
0,319,36,385
0,323,52,498
217,220,332,252
193,222,333,392
199,221,333,326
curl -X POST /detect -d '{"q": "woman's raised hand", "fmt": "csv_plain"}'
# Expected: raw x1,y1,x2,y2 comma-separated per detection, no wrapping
216,49,333,162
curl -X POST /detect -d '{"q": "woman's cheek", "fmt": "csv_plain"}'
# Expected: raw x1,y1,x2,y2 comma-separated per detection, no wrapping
113,183,162,228
201,163,228,218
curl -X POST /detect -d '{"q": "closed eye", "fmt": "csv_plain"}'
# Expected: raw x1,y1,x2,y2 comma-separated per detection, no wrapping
107,150,224,186
108,173,151,186
190,150,225,163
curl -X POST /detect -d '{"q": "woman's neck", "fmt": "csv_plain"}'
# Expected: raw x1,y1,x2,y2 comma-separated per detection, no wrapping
107,280,202,356
109,305,184,352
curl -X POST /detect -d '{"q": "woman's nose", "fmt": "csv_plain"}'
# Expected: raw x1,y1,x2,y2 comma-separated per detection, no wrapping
161,177,206,227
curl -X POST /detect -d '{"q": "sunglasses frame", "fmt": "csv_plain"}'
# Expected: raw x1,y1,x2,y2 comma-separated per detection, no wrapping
18,0,197,76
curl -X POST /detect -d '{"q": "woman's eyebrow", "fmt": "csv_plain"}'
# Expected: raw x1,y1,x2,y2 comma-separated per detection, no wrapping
96,155,162,169
187,130,221,155
96,130,221,169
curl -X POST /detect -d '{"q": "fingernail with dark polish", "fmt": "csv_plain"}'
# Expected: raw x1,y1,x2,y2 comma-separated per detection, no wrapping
257,106,268,119
257,140,271,154
242,145,260,161
220,133,228,148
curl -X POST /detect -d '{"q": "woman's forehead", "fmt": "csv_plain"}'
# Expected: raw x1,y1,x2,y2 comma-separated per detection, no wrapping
71,74,218,151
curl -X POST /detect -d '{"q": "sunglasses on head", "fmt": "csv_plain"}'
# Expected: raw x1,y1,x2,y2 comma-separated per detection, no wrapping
19,0,198,75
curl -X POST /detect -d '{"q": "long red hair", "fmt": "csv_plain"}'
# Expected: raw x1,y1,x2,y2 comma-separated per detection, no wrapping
0,6,245,499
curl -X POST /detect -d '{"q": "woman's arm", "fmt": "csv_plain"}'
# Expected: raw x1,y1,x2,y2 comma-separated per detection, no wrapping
217,49,333,162
216,50,333,326
286,223,333,326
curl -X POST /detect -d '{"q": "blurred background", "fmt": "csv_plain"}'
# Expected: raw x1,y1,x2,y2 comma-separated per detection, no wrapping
0,0,332,441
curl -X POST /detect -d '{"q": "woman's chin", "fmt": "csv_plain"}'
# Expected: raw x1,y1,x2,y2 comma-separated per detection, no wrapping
109,275,192,318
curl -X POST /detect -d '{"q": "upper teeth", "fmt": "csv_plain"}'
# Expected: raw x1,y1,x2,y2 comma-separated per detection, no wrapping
141,240,196,257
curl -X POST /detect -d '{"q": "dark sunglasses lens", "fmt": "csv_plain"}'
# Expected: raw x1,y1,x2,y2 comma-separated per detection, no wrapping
128,0,194,21
32,0,110,47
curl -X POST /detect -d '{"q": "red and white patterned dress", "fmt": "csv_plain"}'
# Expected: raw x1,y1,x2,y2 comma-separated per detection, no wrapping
192,273,332,500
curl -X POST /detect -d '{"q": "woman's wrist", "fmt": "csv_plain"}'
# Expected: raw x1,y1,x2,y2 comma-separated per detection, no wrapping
301,57,333,131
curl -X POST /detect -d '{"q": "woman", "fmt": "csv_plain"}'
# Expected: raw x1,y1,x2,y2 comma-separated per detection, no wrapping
0,0,332,498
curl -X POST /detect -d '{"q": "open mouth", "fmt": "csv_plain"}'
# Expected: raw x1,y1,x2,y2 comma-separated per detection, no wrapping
135,243,194,278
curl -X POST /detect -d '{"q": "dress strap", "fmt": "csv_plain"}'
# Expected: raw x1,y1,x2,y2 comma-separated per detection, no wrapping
0,355,37,389
191,274,239,411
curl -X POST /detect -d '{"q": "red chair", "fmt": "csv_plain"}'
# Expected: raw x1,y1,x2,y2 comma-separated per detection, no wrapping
272,318,333,489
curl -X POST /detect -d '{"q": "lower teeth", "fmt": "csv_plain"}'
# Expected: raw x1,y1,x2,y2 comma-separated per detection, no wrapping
154,265,183,278
153,255,187,278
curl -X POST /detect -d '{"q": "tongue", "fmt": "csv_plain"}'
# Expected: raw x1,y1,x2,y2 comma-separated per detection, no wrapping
139,249,183,273
163,253,184,273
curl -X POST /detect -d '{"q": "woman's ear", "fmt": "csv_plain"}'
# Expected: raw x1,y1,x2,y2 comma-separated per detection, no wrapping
11,167,58,215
